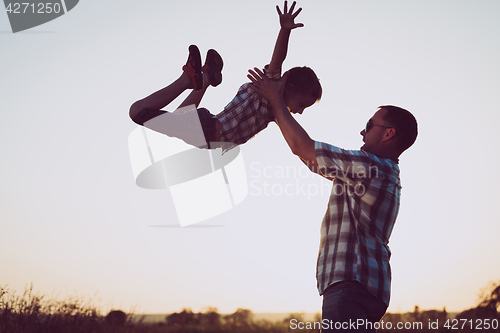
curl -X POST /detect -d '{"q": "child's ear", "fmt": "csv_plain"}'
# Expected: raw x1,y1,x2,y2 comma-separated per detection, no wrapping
284,83,295,95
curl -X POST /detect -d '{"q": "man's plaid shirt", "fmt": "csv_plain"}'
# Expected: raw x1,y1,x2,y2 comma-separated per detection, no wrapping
217,66,280,151
312,141,401,305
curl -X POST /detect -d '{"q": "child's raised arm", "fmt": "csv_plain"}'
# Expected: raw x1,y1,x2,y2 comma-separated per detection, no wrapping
268,1,304,73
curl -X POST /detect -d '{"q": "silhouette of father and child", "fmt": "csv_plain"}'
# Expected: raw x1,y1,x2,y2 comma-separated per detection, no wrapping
129,2,418,332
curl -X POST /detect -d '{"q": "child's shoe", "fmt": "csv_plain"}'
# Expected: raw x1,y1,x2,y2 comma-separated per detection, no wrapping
202,49,224,87
182,45,203,91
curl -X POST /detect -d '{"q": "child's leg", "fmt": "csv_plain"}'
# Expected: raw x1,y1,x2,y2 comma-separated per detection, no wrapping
176,48,223,112
176,72,209,111
130,45,202,119
129,45,222,147
129,72,193,119
176,73,222,143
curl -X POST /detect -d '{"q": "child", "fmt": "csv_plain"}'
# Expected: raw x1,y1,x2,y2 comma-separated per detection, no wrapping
129,1,321,152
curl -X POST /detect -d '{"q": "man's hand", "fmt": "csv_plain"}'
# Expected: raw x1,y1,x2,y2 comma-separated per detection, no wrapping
277,1,304,31
248,67,317,165
247,68,288,105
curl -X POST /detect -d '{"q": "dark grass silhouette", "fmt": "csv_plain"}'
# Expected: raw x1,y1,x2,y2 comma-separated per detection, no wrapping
379,281,500,333
0,283,133,333
1,281,499,332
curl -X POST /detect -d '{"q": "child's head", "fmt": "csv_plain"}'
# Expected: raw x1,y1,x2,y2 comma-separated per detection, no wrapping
283,66,322,114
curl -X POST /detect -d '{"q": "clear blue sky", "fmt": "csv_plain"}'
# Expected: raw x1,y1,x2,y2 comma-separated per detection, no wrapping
1,0,499,314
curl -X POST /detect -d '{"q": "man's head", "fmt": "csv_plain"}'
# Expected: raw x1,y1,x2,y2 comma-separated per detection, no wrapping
282,66,322,114
360,105,418,158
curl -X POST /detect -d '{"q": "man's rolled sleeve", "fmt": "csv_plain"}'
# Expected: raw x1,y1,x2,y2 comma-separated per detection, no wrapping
314,141,373,181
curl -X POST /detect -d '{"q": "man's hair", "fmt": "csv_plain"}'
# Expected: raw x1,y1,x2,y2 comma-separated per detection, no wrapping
379,105,418,152
285,66,322,102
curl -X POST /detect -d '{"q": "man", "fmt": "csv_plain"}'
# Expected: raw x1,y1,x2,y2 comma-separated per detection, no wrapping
247,68,418,332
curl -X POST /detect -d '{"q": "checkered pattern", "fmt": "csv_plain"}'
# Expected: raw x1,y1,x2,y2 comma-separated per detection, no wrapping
217,66,281,151
313,142,402,306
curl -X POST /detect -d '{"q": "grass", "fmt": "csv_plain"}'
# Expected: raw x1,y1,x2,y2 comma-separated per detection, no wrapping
0,284,317,333
0,283,106,333
1,283,499,333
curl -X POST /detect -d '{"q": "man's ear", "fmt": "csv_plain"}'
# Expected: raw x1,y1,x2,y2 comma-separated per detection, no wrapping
383,128,397,142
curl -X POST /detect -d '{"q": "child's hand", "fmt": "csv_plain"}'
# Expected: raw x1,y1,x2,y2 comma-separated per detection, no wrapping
276,1,304,31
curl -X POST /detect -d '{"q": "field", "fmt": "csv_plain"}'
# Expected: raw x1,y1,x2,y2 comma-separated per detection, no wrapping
1,283,498,333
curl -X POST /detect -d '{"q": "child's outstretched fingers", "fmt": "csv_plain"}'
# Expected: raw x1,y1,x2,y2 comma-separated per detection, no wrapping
276,1,304,30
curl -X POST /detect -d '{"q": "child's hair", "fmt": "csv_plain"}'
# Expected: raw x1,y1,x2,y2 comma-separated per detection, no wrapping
285,66,322,102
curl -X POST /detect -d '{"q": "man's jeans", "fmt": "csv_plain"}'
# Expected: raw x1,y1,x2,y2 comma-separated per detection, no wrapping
321,281,387,332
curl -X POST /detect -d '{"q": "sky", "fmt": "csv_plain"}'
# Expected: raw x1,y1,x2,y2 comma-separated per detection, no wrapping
1,0,500,315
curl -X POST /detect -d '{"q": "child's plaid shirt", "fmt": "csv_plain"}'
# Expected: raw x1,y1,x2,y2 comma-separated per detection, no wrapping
217,65,281,152
312,142,401,306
